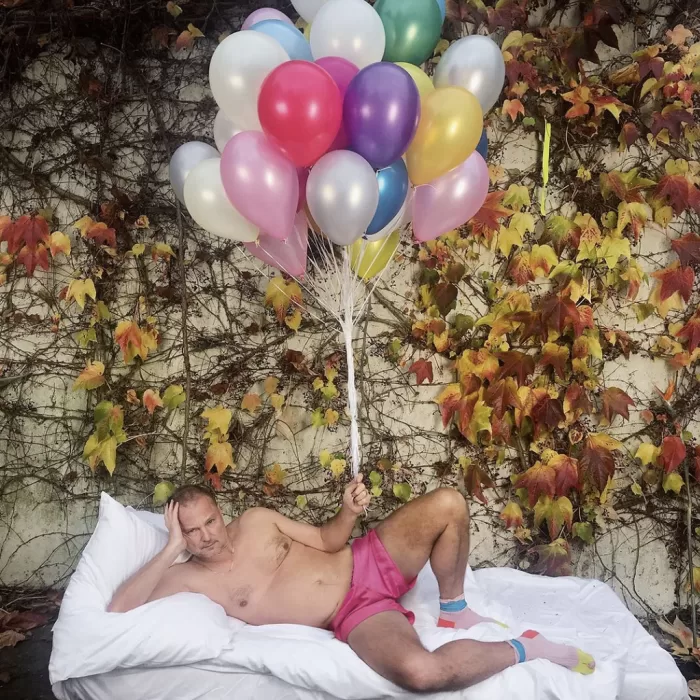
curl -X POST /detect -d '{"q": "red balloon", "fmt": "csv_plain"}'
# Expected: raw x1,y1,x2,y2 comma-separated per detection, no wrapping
258,61,342,168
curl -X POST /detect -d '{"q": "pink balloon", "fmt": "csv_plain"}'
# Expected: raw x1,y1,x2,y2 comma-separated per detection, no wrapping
221,131,299,241
245,211,309,278
315,57,359,152
242,8,294,30
297,167,309,212
412,152,489,243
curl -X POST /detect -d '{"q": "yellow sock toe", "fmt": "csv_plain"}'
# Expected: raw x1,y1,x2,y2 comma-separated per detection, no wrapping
571,649,596,675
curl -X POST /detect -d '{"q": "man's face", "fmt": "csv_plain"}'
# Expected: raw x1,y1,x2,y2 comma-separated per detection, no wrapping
177,496,228,559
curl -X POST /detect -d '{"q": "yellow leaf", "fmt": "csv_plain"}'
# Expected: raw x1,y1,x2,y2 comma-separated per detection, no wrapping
325,366,338,383
202,405,232,443
266,463,287,486
330,458,347,478
466,397,492,444
143,388,164,415
312,377,324,391
588,432,623,451
114,320,158,363
49,231,71,257
163,384,185,410
509,211,535,236
65,278,97,310
663,472,685,494
166,1,182,17
529,244,558,277
131,243,145,257
263,377,279,395
498,224,523,256
325,409,339,426
631,482,643,496
635,442,660,466
74,216,95,237
285,308,302,332
187,23,204,38
72,361,106,391
99,436,118,475
319,449,332,468
503,184,531,210
241,393,262,413
270,393,285,411
205,441,235,474
649,283,685,319
151,243,174,262
134,215,150,229
598,235,631,269
265,277,302,323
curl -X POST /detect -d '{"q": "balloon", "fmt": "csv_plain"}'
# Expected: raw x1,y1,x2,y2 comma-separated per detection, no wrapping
476,129,488,160
350,229,401,280
213,111,241,153
242,8,294,30
291,0,329,23
306,150,379,245
209,31,289,131
251,20,313,61
258,61,342,168
395,62,435,100
364,188,409,241
220,131,299,241
183,159,258,242
310,0,386,70
169,141,219,205
406,87,483,185
297,167,310,212
245,210,309,277
433,35,506,114
375,0,442,66
412,151,489,242
315,57,359,151
345,62,420,170
367,159,409,236
436,0,446,21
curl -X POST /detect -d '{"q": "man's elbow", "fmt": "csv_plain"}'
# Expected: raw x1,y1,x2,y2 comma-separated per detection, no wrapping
107,597,136,613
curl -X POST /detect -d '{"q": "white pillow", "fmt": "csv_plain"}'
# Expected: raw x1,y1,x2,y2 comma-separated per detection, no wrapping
49,492,233,683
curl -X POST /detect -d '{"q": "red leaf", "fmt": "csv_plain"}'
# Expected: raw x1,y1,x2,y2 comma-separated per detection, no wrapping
652,263,695,302
408,359,434,385
677,309,700,352
580,436,615,491
540,294,582,335
531,395,565,434
0,215,50,252
671,233,700,267
619,123,640,149
518,462,557,506
463,461,494,505
539,344,569,379
550,454,579,496
651,107,694,139
602,387,635,423
86,222,117,248
486,0,527,32
655,175,700,216
511,310,545,343
470,192,514,234
497,350,536,385
564,381,593,420
658,436,686,473
485,377,520,419
16,244,49,276
528,538,572,576
204,471,222,490
561,30,601,73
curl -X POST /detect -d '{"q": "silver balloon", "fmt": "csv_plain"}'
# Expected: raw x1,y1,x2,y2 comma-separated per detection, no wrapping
169,141,219,205
213,111,241,153
307,151,379,246
433,35,506,114
183,159,258,242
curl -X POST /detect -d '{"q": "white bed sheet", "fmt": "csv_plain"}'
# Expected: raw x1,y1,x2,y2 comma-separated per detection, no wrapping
54,564,687,700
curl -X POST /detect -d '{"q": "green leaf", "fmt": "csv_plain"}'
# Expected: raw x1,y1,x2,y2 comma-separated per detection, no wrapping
573,521,594,544
76,328,97,348
453,314,475,335
682,430,693,442
162,384,185,410
94,400,113,425
100,436,118,475
522,116,536,126
319,450,332,467
95,301,112,321
633,303,655,322
311,408,326,428
662,472,685,494
371,486,382,497
369,470,383,487
393,482,412,502
153,481,175,505
631,482,643,496
295,495,308,510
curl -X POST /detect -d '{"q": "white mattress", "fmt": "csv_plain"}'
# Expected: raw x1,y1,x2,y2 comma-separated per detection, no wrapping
55,565,687,700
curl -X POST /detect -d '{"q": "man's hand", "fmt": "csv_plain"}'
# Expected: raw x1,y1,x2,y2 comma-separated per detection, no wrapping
164,501,187,556
343,473,370,516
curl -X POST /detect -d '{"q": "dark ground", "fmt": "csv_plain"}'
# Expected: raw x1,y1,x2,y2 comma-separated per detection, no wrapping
0,624,55,700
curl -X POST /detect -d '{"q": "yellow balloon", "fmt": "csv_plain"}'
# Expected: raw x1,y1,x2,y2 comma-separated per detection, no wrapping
303,21,311,41
406,87,483,186
349,230,401,280
395,62,435,100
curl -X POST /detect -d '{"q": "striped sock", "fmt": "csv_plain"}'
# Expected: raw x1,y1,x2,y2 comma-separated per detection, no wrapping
507,630,595,675
437,595,507,630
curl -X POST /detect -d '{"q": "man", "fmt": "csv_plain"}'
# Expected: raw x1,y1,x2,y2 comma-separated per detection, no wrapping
109,476,594,692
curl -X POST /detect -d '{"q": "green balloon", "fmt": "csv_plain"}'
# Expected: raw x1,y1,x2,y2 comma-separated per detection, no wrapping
375,0,443,66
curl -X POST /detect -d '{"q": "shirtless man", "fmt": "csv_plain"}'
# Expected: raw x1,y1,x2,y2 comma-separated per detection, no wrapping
109,477,594,692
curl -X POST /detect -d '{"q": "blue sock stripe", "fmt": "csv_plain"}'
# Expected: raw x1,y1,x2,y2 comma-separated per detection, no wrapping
439,599,467,613
509,639,526,663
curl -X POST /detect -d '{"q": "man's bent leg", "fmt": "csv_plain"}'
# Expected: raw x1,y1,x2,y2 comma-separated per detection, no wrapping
347,611,517,692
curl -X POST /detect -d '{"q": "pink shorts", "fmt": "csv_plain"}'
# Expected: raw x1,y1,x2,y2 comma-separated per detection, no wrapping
331,530,416,643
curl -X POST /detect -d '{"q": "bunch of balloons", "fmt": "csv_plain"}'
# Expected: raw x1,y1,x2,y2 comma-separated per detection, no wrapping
169,0,505,279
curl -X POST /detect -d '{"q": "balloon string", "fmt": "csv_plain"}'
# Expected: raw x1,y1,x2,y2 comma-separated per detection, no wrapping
540,120,551,216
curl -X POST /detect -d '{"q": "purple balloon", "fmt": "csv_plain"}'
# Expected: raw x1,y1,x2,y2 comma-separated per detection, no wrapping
413,152,489,243
242,8,294,30
245,210,309,278
344,62,420,170
315,57,359,152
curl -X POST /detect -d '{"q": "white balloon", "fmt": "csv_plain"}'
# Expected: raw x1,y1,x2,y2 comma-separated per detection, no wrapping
168,141,219,205
213,111,241,153
209,31,289,131
310,0,385,70
291,0,329,23
183,159,258,242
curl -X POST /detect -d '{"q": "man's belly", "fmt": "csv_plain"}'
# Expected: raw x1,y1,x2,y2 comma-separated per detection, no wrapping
224,545,353,628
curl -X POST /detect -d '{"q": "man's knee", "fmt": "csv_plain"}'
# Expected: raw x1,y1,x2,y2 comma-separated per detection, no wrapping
432,487,469,521
391,655,443,693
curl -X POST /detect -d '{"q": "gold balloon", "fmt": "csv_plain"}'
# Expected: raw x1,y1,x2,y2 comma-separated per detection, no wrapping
406,87,483,186
349,230,401,280
395,62,435,100
302,21,311,41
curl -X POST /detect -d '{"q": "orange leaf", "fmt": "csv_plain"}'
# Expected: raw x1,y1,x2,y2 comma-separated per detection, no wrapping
241,393,262,413
539,342,569,379
462,460,494,505
497,350,536,385
114,320,158,363
500,501,524,529
469,191,514,236
601,387,635,424
143,389,164,415
676,309,700,351
435,384,462,426
175,29,194,51
502,98,525,122
72,361,106,391
408,358,433,385
666,24,693,47
652,262,694,302
518,461,557,506
580,435,615,491
484,377,520,419
205,441,234,474
564,381,592,422
658,436,686,473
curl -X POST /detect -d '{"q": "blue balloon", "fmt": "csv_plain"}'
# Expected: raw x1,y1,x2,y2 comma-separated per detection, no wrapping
250,20,313,61
476,129,488,160
366,159,409,236
436,0,446,21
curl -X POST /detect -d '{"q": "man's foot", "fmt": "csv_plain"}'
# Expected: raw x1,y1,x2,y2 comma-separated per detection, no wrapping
437,595,507,630
508,630,595,675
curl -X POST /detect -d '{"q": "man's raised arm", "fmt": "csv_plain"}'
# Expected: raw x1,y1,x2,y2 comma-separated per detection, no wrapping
107,501,187,613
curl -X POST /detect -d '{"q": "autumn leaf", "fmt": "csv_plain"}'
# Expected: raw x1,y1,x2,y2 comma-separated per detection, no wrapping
470,191,514,235
539,343,569,379
503,98,525,122
131,243,145,256
264,463,287,494
408,359,433,385
618,123,640,150
65,278,97,310
601,387,635,424
241,393,262,414
635,442,660,466
393,482,412,502
652,104,694,140
531,395,565,435
153,481,175,506
676,309,700,351
461,457,494,504
263,377,279,395
166,1,182,17
151,243,174,262
83,221,117,248
500,501,524,529
652,262,694,302
330,459,346,478
580,433,620,491
549,453,579,496
663,472,685,494
540,294,585,336
456,349,499,383
143,389,163,415
126,389,139,405
49,231,71,257
498,225,523,256
0,630,26,649
497,350,535,385
528,538,572,576
72,361,106,391
484,377,520,419
564,382,593,422
654,173,700,216
265,277,302,323
518,461,556,506
658,435,686,473
534,496,573,540
115,320,158,363
163,384,185,410
205,441,234,475
202,405,232,443
671,232,700,267
270,393,285,411
285,309,302,332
